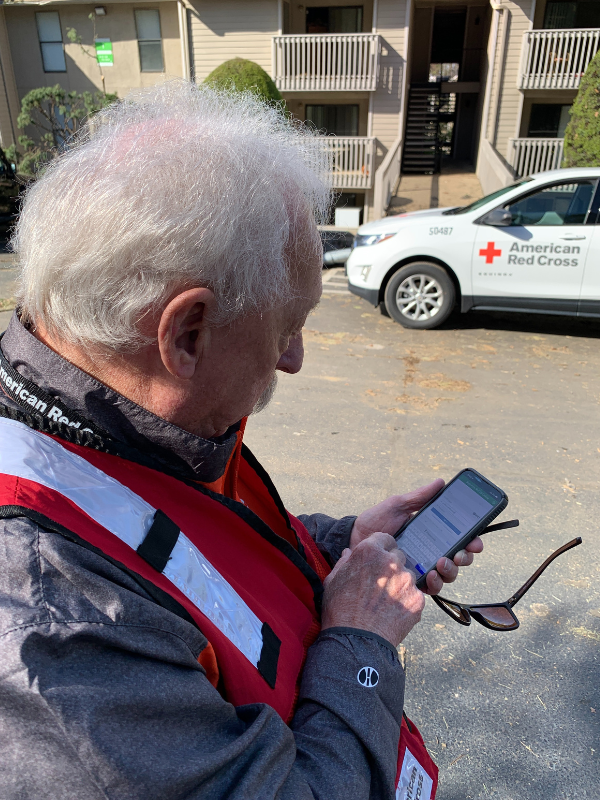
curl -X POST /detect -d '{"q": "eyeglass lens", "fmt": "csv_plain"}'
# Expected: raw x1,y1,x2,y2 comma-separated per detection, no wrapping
471,605,518,629
437,598,471,624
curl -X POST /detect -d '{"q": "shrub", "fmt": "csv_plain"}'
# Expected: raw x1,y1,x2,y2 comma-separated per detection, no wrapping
203,58,283,107
563,49,600,167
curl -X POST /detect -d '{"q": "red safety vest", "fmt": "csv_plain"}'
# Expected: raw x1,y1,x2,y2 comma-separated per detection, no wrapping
0,413,437,798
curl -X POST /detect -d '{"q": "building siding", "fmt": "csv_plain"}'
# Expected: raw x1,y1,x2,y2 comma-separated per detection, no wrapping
187,0,278,83
370,0,407,154
487,0,534,162
4,2,183,102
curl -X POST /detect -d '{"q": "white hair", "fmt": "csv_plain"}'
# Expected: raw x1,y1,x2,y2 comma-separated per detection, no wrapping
13,80,331,351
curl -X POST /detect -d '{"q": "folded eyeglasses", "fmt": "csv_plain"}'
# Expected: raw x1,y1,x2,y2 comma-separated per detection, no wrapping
432,519,582,631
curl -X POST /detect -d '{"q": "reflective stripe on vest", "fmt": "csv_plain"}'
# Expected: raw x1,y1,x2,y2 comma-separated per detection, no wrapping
0,413,328,719
0,416,265,666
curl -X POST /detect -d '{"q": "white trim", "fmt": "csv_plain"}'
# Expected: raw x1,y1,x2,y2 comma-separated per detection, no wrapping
0,417,264,666
513,0,536,143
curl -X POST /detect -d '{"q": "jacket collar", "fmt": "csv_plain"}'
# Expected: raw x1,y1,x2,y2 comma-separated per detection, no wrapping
0,313,239,483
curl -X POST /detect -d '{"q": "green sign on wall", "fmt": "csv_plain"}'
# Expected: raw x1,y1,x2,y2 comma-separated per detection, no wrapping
95,39,113,66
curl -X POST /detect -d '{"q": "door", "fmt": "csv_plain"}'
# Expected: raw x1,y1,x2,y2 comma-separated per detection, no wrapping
471,179,597,313
577,183,600,317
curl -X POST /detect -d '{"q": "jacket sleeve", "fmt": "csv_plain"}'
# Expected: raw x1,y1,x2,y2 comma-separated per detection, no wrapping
0,518,405,800
297,513,357,565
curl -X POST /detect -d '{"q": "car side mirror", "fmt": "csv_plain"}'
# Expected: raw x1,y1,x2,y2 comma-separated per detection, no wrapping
478,208,513,227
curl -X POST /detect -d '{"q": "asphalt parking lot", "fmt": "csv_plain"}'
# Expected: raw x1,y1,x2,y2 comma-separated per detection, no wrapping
245,268,599,800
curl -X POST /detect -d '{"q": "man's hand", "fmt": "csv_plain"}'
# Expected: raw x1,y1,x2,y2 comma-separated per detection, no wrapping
321,533,425,648
349,480,484,596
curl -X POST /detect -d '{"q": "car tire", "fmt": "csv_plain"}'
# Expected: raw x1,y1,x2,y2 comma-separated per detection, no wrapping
379,302,391,318
384,262,455,330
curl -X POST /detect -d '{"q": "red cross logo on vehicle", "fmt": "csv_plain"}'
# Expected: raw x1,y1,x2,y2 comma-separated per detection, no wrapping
479,242,502,264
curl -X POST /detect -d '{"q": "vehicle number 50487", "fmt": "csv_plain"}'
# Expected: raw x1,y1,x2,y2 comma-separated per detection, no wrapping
429,227,453,236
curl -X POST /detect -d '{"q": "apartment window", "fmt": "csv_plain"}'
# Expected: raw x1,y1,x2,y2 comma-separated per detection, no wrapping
283,1,290,33
36,12,66,73
528,104,572,138
306,105,359,136
306,7,363,34
135,9,164,72
429,63,459,83
544,0,600,29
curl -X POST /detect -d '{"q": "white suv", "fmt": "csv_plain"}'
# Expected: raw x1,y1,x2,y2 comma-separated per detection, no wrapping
346,167,600,329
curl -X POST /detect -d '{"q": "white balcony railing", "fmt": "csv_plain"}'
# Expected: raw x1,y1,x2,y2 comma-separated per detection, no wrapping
519,28,600,89
321,136,375,189
273,34,380,92
509,138,564,177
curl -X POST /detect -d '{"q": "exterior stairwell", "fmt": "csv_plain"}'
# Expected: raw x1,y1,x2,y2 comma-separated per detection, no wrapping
401,83,441,175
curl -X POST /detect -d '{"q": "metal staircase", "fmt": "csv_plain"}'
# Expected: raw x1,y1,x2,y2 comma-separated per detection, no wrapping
401,83,441,175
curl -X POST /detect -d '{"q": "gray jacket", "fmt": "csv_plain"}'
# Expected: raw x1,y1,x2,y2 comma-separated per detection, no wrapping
0,314,406,800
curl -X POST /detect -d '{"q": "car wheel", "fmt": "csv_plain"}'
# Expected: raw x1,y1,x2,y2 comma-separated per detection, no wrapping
384,263,455,329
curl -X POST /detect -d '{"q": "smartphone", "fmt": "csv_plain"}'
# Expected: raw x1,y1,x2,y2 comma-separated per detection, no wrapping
394,468,508,588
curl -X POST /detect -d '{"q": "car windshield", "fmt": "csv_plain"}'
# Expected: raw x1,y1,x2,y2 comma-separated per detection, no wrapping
442,178,533,215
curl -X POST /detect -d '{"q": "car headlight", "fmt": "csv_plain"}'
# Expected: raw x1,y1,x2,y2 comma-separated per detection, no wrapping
360,265,372,281
354,232,396,248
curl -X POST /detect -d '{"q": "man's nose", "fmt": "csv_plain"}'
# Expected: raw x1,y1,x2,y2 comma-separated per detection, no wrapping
276,333,304,374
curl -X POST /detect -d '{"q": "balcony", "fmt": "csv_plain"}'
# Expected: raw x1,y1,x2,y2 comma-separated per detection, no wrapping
321,136,375,189
519,28,600,90
509,138,564,177
273,34,380,92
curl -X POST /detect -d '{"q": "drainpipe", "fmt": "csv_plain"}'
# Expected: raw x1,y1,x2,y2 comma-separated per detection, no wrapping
399,0,412,140
481,1,502,146
177,0,191,81
490,3,510,149
368,0,378,138
364,0,379,221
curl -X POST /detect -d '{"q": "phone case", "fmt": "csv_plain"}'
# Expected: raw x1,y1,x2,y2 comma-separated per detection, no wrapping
394,468,508,589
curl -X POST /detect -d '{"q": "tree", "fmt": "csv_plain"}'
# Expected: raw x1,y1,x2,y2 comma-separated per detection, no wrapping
563,49,600,167
5,85,117,178
66,16,109,94
203,58,284,107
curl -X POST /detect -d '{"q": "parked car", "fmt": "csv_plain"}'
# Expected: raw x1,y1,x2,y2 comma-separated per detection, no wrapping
346,167,600,329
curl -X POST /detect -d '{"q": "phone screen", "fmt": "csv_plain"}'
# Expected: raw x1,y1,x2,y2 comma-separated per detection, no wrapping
396,471,503,578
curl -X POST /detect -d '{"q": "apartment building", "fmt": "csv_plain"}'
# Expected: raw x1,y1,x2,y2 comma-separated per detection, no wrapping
0,0,599,221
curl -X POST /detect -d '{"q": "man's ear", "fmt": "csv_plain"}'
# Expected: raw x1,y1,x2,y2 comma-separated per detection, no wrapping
157,288,215,379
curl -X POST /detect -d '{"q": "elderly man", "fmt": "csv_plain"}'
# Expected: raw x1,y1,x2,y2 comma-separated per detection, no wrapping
0,82,481,799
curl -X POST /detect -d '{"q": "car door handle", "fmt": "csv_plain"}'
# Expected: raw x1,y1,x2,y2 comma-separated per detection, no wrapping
560,235,586,240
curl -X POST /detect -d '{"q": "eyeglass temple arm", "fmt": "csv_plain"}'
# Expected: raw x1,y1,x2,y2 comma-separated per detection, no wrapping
480,519,519,535
507,537,582,608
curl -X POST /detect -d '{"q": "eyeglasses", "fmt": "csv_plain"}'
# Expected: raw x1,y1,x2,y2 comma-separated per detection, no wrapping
432,520,582,631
